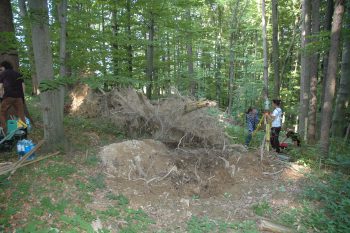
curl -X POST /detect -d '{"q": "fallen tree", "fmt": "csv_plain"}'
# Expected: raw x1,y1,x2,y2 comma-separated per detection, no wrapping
70,85,229,147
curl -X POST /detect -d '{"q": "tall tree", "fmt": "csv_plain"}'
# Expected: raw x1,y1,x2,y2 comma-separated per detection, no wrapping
0,0,19,70
321,0,335,109
57,0,67,130
299,0,311,141
18,0,38,94
320,0,345,157
332,3,350,138
261,0,269,102
186,9,196,96
146,12,155,99
272,0,280,98
28,0,65,144
307,0,320,144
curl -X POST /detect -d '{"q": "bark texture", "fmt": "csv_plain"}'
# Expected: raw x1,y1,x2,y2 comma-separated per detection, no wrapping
320,0,345,157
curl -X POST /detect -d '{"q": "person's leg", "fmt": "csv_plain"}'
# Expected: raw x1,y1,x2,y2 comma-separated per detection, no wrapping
275,127,281,153
245,131,252,146
270,127,276,149
12,98,26,125
0,98,12,134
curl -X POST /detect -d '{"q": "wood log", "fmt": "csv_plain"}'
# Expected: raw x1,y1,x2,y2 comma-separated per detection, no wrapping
184,100,216,114
0,151,59,176
257,219,294,233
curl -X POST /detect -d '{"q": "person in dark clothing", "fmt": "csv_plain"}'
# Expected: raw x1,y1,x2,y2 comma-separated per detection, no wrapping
0,61,26,134
245,107,259,146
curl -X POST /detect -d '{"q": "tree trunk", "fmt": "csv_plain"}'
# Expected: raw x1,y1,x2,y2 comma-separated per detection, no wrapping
186,10,196,96
126,0,133,79
261,0,269,102
18,0,39,95
146,13,155,99
320,0,345,157
0,0,19,71
332,4,350,138
299,0,311,141
215,6,223,105
111,10,120,77
321,0,335,110
28,0,65,145
228,31,235,114
307,0,320,144
272,0,280,99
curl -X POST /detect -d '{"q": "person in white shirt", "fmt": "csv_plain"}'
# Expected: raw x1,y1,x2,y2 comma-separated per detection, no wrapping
266,99,282,153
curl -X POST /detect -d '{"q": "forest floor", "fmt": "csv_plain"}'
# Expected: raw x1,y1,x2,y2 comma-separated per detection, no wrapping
0,112,311,233
2,91,331,232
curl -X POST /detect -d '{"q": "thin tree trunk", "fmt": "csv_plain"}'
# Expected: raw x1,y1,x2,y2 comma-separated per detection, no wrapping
272,0,280,99
299,0,311,141
0,0,19,71
332,3,350,137
307,0,320,144
215,6,223,105
280,18,300,80
57,0,67,123
28,0,65,145
321,0,335,110
18,0,39,95
111,10,120,77
261,0,269,102
146,13,155,99
186,10,196,96
228,31,235,114
126,0,133,79
320,0,345,157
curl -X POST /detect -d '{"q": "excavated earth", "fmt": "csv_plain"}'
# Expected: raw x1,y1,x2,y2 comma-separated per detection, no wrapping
92,139,307,232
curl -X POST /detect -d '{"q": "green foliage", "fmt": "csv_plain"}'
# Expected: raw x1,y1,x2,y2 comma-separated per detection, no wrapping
278,173,350,233
252,200,272,217
302,173,350,232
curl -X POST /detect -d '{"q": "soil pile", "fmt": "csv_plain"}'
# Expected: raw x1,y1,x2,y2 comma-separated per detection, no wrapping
99,139,248,197
69,85,228,147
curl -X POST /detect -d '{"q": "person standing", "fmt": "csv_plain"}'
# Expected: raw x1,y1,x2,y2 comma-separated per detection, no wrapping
245,107,259,147
0,61,26,134
266,99,282,153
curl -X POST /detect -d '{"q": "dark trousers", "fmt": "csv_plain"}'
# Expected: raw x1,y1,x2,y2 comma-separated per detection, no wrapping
270,127,281,153
0,97,26,134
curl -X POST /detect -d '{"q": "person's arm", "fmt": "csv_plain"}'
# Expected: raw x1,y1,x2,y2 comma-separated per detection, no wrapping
0,83,3,98
22,82,26,96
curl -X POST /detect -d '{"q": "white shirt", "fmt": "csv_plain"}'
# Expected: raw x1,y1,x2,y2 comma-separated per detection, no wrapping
271,107,282,127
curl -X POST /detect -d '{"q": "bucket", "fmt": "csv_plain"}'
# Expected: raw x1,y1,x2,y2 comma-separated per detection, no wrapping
7,120,18,134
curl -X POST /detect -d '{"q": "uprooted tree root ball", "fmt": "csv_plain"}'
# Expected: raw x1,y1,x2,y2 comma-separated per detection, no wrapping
99,139,248,197
69,85,229,147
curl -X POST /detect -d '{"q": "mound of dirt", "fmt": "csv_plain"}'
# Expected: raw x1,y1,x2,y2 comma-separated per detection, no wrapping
99,139,171,179
99,139,248,197
69,85,228,147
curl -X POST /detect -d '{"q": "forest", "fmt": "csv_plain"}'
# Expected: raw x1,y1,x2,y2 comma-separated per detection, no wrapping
0,0,350,232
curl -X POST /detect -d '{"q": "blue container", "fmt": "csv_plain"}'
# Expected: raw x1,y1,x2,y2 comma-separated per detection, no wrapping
17,139,36,160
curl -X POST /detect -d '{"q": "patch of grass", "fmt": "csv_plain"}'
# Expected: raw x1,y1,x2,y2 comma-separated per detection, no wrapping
38,162,77,179
187,216,258,233
88,173,106,190
84,154,100,166
252,200,272,217
64,115,125,138
278,172,350,233
60,214,94,232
